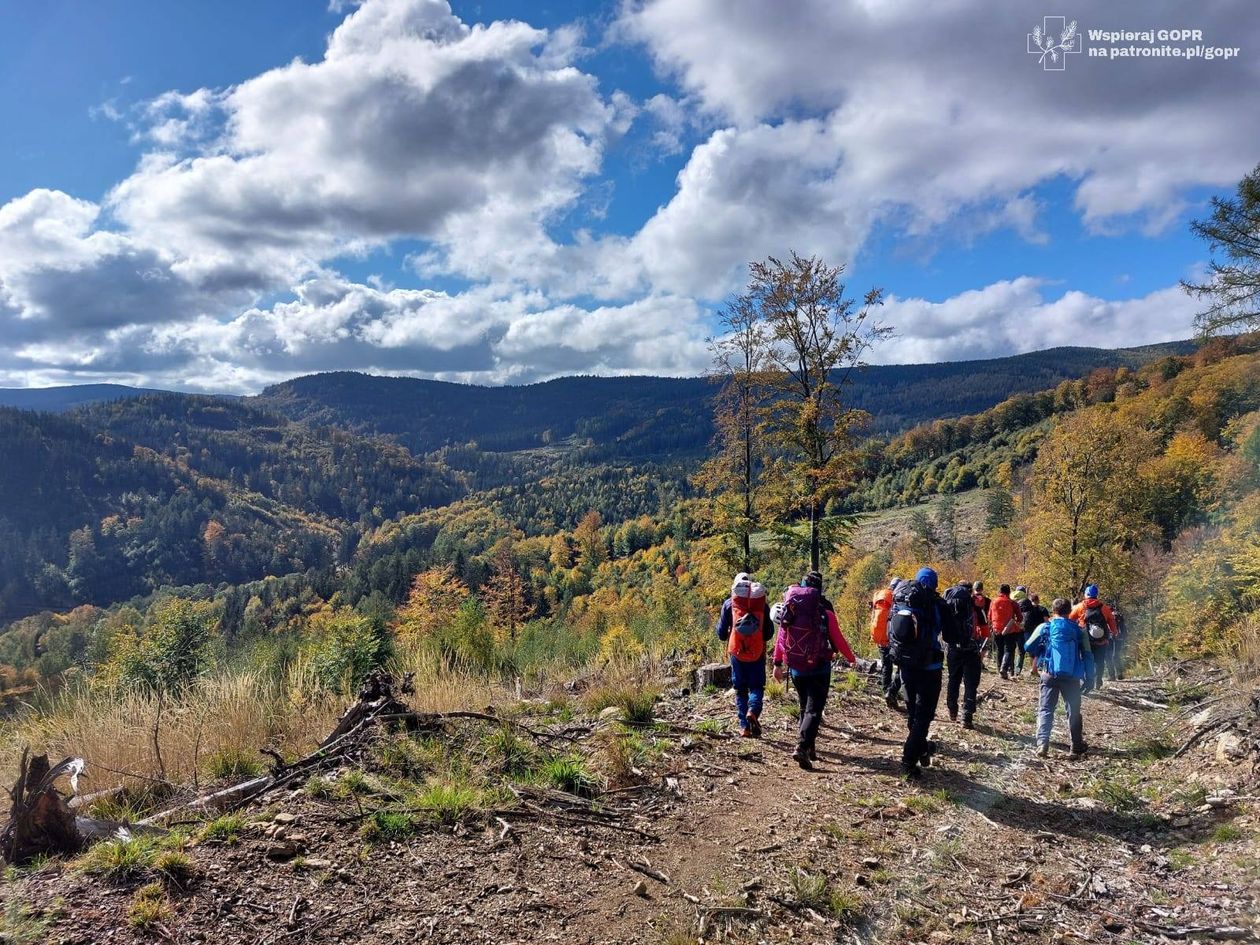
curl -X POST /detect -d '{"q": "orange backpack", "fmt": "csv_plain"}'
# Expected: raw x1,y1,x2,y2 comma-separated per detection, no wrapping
870,587,894,647
729,581,767,662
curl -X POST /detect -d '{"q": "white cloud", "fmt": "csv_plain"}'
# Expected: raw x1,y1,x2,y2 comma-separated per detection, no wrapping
616,0,1260,292
876,279,1198,364
1,0,1253,391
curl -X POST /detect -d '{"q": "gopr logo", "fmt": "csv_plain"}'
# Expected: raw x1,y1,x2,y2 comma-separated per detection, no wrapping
1028,16,1082,70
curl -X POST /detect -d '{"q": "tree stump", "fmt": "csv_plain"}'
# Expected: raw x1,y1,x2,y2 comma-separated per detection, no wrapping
1,751,84,866
695,662,733,691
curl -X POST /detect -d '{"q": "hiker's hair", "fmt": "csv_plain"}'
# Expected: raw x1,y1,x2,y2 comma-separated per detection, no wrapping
999,583,1011,595
1052,598,1070,616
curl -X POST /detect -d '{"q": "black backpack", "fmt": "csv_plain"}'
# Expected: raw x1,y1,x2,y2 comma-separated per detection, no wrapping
888,579,941,668
943,583,977,649
1020,598,1041,634
1084,604,1109,644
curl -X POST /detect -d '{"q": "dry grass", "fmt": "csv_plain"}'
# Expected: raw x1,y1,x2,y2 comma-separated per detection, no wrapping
0,650,514,791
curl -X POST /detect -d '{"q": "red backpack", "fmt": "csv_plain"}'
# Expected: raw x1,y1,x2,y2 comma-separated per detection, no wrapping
728,581,767,662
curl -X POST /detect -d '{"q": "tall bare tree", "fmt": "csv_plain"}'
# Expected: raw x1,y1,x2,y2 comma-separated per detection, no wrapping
694,292,769,572
755,253,888,571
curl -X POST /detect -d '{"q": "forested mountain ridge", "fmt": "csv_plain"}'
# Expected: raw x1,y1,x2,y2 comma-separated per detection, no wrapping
0,396,459,620
0,337,1212,627
257,340,1196,455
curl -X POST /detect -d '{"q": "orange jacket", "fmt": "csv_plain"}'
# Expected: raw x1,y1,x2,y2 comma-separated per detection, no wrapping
989,594,1022,636
1069,598,1117,641
870,587,894,647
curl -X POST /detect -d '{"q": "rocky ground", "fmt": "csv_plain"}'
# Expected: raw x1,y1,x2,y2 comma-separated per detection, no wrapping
5,661,1258,945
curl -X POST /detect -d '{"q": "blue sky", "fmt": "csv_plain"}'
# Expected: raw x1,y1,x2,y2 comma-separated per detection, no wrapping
0,0,1255,390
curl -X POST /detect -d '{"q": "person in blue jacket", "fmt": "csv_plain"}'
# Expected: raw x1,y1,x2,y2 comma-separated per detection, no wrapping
1024,597,1094,759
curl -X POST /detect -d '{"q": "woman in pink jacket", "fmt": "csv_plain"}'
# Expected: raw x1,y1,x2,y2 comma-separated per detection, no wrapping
771,571,856,770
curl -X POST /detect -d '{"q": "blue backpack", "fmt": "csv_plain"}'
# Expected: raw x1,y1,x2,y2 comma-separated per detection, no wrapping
1025,617,1087,678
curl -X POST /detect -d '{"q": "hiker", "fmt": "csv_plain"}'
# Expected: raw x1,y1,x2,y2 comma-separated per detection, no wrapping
871,578,903,711
1069,585,1117,691
971,582,992,665
989,584,1023,679
943,579,984,729
1018,592,1050,676
1024,598,1093,758
1107,605,1127,680
771,571,857,770
887,567,952,779
715,573,774,737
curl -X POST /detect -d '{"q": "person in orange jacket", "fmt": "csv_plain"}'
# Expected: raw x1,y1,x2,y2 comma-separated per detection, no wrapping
871,578,903,710
988,584,1023,679
1069,584,1118,691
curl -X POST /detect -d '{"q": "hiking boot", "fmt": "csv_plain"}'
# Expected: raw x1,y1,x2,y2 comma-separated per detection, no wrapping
885,691,900,711
1068,744,1089,760
961,716,974,730
809,746,818,762
900,764,923,781
1035,743,1050,758
739,726,751,738
1000,670,1009,680
747,714,762,738
792,747,813,771
920,740,937,767
947,706,958,722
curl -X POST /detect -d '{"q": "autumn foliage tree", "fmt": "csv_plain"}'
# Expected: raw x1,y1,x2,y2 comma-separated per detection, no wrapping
1023,408,1157,598
482,540,531,643
755,253,887,571
393,566,470,643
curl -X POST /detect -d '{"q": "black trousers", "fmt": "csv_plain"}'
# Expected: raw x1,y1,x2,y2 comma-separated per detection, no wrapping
901,665,942,769
946,647,982,721
998,634,1021,675
878,646,901,696
792,670,831,753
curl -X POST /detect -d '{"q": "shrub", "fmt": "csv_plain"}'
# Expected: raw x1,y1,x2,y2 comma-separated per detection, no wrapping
204,746,264,780
414,780,485,825
152,850,196,889
539,756,600,798
126,883,171,929
75,836,161,882
361,811,421,843
483,727,536,778
306,608,386,693
198,814,247,845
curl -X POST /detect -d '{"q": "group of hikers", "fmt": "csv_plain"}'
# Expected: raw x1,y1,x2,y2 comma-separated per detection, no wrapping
715,569,1126,779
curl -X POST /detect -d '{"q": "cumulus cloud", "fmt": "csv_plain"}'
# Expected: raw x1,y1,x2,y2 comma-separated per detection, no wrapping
106,0,612,289
876,279,1199,364
0,0,1253,391
617,0,1260,292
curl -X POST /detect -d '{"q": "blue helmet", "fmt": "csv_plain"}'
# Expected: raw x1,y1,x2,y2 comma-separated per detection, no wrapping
1084,584,1099,599
915,566,938,591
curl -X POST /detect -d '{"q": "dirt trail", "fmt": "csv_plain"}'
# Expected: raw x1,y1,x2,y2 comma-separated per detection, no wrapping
10,664,1259,944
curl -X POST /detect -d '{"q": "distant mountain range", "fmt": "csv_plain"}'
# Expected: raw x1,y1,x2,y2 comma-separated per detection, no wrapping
0,341,1195,457
0,383,170,412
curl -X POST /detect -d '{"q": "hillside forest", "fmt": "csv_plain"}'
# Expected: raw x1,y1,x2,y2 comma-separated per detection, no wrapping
0,328,1256,733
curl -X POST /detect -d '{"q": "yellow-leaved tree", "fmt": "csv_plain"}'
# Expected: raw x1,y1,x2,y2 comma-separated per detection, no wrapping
1023,407,1158,599
393,566,470,643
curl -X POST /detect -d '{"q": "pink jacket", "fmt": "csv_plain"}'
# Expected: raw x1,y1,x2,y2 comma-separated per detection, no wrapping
773,610,857,666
